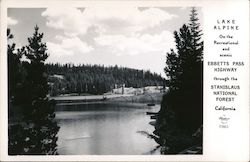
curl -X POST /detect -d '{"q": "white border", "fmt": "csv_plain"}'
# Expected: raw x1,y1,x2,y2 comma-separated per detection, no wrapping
1,0,249,161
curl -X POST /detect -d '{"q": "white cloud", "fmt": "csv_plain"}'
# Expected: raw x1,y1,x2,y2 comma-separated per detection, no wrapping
94,30,175,56
42,7,178,75
7,17,18,26
47,36,93,57
41,7,177,36
42,8,88,36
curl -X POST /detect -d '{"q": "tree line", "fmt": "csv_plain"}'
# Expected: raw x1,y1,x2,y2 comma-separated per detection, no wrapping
46,63,165,96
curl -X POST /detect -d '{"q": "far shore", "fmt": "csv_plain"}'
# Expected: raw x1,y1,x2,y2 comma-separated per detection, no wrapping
50,94,133,101
49,93,164,105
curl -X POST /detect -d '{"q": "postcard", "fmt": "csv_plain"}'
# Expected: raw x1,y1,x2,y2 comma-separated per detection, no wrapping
0,0,249,161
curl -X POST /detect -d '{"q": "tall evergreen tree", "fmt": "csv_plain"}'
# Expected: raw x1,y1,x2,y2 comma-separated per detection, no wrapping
174,24,193,90
23,25,59,154
156,7,203,154
9,26,59,155
164,49,180,90
24,25,49,102
165,8,203,92
7,28,25,105
164,7,203,130
189,7,203,61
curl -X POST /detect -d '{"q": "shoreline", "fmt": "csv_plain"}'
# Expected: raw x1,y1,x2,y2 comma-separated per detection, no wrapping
50,93,164,105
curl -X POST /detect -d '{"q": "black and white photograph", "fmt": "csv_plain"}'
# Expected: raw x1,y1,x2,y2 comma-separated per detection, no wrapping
6,6,204,155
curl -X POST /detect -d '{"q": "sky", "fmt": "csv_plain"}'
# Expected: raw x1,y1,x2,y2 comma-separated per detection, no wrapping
7,7,202,77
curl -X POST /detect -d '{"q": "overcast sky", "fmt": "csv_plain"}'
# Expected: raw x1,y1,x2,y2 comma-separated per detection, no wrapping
7,7,202,77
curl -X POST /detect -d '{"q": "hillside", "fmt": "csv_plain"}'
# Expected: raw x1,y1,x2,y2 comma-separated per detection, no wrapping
46,63,165,96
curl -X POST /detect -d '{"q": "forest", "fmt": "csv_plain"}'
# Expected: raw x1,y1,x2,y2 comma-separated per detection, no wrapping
46,63,165,96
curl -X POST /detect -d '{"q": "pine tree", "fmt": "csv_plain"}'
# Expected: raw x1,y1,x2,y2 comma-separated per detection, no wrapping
8,28,27,155
164,49,180,90
8,26,59,155
7,28,25,105
174,24,193,90
165,8,203,91
189,7,203,61
188,7,203,130
165,7,203,129
24,25,49,102
159,8,203,152
21,25,59,154
25,25,49,63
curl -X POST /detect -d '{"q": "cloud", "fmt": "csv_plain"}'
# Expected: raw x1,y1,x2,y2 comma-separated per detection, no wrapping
7,16,18,26
47,36,93,57
41,7,177,36
42,8,88,36
94,30,175,56
42,7,178,74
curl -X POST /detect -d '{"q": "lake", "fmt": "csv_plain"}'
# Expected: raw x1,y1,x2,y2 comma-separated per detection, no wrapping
55,102,160,155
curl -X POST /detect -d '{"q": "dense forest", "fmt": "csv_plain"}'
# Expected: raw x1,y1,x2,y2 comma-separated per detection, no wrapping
155,7,203,154
46,63,165,96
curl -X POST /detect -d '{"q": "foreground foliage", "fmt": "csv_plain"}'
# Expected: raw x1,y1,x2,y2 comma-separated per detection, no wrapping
8,26,59,155
155,7,203,154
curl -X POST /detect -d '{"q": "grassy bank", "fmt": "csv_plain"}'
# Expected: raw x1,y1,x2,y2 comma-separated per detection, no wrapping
107,93,163,104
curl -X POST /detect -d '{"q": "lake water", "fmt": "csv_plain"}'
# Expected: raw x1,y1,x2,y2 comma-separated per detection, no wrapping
55,102,160,155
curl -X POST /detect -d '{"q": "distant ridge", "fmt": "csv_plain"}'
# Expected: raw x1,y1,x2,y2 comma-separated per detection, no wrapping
46,63,165,96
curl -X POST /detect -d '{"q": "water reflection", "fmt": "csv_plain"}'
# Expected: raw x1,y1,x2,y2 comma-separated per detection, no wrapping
55,102,160,155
